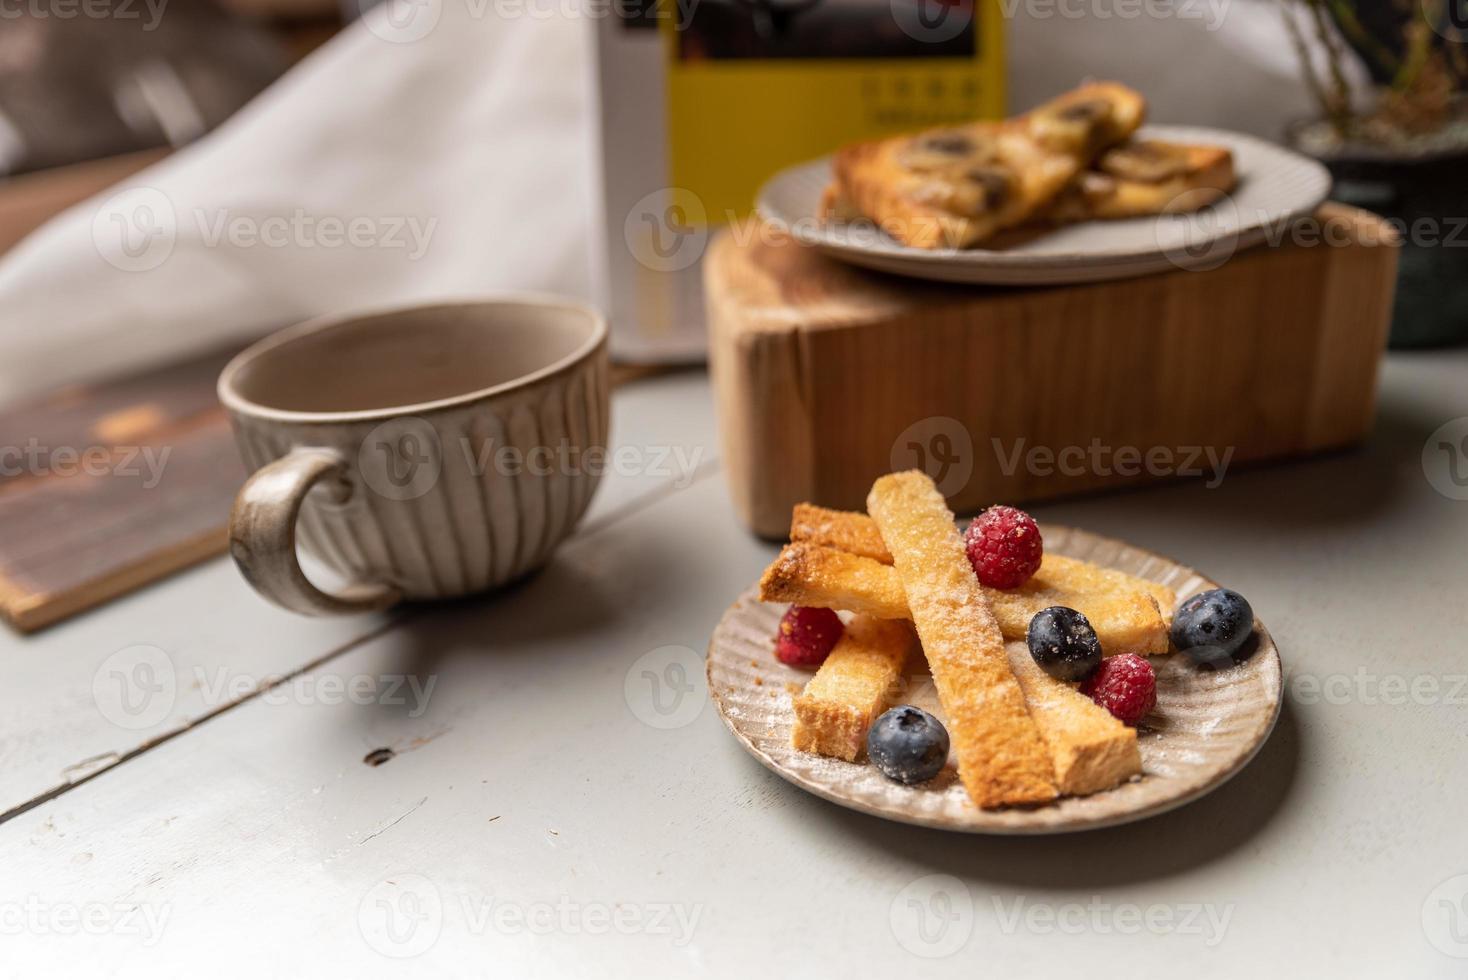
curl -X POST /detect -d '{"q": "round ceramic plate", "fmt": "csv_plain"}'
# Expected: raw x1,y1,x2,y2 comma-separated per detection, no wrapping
707,525,1282,834
755,124,1331,286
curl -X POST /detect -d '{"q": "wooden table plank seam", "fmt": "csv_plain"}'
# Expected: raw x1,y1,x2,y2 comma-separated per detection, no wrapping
0,618,406,826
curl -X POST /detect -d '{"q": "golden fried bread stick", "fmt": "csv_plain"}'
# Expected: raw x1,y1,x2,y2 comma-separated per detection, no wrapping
760,542,1170,656
791,616,918,762
760,542,910,621
867,471,1056,808
788,506,1176,634
790,503,892,563
1032,556,1176,638
780,500,1144,795
1004,642,1141,795
787,620,1139,796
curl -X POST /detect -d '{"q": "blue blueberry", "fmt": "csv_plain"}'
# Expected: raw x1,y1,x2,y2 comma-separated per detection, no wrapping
867,706,949,785
1171,588,1254,666
1026,606,1103,681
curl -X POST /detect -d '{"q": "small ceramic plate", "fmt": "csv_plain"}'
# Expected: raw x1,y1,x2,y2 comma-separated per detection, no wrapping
755,125,1331,286
707,525,1282,834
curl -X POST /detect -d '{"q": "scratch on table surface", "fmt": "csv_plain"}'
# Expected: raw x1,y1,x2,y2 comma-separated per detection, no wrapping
390,724,452,757
29,815,61,844
403,727,452,753
62,752,122,783
358,796,428,846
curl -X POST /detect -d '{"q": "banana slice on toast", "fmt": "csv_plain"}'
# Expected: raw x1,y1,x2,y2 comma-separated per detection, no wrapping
1044,138,1236,222
823,137,1236,232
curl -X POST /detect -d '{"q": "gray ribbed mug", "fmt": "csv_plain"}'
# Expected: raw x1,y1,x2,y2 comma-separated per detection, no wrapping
217,297,609,615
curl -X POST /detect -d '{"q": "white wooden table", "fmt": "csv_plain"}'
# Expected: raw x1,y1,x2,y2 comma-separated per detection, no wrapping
3,354,1466,977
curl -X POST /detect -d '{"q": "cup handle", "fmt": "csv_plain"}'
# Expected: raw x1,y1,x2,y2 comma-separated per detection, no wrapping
228,447,402,616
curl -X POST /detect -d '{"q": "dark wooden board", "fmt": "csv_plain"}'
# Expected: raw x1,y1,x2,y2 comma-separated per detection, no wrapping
0,351,673,632
0,348,244,632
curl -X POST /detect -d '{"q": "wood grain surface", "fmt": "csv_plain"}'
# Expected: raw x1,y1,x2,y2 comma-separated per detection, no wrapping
0,348,244,632
707,204,1400,537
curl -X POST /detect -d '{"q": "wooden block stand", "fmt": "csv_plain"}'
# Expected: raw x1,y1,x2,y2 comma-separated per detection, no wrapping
707,204,1399,538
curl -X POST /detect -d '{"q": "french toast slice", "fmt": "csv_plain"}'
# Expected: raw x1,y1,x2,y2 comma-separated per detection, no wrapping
763,542,1173,655
761,541,911,621
822,138,1235,230
791,615,918,762
790,502,893,563
1044,138,1236,222
787,505,1175,631
788,622,1140,797
867,471,1057,808
829,82,1146,248
1004,641,1141,795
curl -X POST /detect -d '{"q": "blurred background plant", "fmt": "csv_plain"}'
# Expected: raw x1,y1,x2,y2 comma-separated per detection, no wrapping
1283,0,1468,348
1284,0,1467,153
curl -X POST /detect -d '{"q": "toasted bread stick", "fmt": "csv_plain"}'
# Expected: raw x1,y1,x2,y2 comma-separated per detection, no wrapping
790,503,893,563
760,542,910,621
789,625,1139,796
788,627,1140,794
760,542,1171,656
788,505,1176,620
867,471,1056,807
791,616,918,762
1004,642,1141,795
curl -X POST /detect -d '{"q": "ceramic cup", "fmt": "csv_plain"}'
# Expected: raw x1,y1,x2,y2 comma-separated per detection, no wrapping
217,297,609,615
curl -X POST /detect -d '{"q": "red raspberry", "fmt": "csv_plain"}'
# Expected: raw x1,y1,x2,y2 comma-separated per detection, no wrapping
964,505,1043,589
775,606,844,667
1080,653,1157,726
